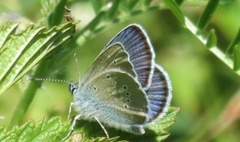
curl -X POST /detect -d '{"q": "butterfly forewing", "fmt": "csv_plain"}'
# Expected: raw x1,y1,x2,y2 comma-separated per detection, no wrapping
105,24,155,89
80,44,136,83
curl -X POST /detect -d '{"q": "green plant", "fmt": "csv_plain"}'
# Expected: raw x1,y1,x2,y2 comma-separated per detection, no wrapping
0,0,179,141
0,0,239,141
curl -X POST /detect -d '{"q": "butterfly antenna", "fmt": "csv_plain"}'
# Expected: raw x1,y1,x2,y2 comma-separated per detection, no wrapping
73,53,81,77
27,54,81,84
27,77,71,84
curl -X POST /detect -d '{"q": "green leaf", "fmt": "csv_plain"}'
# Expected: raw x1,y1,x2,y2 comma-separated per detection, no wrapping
146,107,180,141
163,0,185,26
119,0,139,13
227,28,240,56
0,22,76,95
41,0,68,27
0,127,6,139
90,0,104,14
206,29,217,48
89,137,125,142
175,0,184,5
0,117,69,141
233,45,240,71
197,0,220,30
107,0,121,19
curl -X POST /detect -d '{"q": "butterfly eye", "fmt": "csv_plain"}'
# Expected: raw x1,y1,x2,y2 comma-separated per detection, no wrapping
69,82,78,95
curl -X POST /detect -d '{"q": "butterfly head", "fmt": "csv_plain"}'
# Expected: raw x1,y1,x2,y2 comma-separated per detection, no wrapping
69,81,78,95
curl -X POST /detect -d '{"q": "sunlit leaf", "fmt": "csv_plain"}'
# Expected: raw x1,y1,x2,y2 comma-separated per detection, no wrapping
197,0,220,30
163,0,185,26
0,22,76,95
90,0,104,14
227,28,240,56
0,117,69,141
41,0,68,27
234,45,240,71
119,0,139,13
206,29,217,48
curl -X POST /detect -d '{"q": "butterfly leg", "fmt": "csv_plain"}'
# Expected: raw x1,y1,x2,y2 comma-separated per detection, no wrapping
68,102,74,120
62,114,81,141
94,117,109,139
129,125,145,134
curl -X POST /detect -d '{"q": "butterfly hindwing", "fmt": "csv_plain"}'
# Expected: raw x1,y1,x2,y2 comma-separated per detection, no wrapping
83,71,149,125
145,64,172,122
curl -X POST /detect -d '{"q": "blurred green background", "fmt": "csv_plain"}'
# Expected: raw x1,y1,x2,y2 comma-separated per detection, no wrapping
0,0,240,141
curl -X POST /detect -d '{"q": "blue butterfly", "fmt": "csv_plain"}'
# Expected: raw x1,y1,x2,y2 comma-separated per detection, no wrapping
64,24,172,140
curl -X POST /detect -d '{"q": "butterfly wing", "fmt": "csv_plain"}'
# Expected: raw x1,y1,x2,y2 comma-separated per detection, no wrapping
80,43,136,83
145,64,172,122
75,44,149,125
83,70,149,125
105,24,155,89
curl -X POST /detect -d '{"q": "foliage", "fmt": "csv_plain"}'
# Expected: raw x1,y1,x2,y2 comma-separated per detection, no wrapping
0,0,239,141
0,117,69,141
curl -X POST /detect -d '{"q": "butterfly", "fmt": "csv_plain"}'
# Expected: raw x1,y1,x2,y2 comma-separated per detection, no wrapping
64,24,172,140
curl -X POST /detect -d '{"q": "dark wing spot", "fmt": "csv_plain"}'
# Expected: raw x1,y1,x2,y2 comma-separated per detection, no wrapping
93,86,97,91
123,85,128,90
106,74,111,79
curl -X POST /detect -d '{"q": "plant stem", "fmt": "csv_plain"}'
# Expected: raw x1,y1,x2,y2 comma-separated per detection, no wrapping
8,60,51,129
